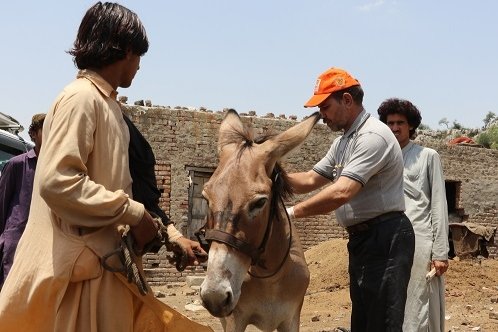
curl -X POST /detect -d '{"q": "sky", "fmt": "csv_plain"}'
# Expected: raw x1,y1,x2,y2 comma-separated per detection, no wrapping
1,1,497,140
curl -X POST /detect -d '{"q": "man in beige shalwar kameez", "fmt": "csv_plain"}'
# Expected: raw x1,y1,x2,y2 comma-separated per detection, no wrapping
0,2,212,331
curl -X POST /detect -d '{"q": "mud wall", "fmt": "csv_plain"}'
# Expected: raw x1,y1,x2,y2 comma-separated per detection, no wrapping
123,104,498,284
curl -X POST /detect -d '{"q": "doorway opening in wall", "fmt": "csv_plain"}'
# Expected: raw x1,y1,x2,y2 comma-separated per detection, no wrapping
445,180,461,215
445,180,465,258
186,166,214,241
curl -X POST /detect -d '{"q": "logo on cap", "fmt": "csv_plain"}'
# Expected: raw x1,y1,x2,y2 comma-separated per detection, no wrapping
313,79,322,94
335,76,346,87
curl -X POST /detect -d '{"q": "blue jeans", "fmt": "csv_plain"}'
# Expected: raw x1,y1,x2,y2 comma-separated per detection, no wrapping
348,214,415,332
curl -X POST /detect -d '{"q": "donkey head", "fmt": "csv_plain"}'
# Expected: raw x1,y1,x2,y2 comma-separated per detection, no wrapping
199,109,319,317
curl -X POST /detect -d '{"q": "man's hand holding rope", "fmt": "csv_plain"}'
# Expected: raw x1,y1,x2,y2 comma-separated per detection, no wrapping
131,210,208,270
130,211,159,254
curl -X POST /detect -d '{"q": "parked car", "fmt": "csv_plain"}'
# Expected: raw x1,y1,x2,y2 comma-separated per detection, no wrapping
0,112,34,172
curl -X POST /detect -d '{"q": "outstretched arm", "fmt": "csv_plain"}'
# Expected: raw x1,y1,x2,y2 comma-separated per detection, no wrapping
287,170,330,194
292,176,362,218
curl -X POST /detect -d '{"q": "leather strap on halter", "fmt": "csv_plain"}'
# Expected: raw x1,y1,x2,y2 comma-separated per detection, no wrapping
204,229,262,264
203,171,281,266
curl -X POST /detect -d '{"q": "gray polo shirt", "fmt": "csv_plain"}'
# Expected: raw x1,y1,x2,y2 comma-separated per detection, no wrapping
313,110,405,227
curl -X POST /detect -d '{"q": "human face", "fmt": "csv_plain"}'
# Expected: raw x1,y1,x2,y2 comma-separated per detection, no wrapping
30,128,43,154
386,113,411,148
120,52,141,88
318,95,349,132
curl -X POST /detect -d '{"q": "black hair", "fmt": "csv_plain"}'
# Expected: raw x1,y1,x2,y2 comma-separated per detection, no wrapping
68,2,149,69
330,85,364,105
28,114,46,138
377,98,422,138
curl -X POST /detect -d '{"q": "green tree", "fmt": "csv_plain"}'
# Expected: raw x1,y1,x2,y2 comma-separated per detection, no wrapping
438,117,449,129
477,124,498,149
452,120,463,130
418,123,431,130
483,111,497,128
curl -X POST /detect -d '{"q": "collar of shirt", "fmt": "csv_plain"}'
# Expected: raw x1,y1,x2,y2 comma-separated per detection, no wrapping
402,141,416,161
76,69,118,100
402,141,414,153
343,109,368,137
26,148,37,159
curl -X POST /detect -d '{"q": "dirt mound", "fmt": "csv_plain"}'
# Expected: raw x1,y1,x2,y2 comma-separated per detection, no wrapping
305,238,498,293
303,238,498,330
305,238,349,293
156,238,498,331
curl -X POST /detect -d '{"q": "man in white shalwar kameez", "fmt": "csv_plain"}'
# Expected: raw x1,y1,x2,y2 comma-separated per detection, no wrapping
378,98,449,332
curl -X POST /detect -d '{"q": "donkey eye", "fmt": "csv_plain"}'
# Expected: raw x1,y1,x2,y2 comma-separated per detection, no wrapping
250,197,267,211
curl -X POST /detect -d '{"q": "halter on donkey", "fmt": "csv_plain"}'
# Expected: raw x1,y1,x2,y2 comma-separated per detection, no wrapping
199,109,320,332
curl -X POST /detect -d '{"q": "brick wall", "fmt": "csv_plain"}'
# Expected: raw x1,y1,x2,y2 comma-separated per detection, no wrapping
414,138,498,257
123,105,498,283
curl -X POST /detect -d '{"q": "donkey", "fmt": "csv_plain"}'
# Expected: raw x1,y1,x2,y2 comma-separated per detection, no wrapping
199,109,320,332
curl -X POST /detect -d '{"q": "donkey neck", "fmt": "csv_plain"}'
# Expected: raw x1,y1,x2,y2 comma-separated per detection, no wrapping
249,205,292,276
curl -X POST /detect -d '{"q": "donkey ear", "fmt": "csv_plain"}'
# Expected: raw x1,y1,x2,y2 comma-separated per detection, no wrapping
261,112,321,160
218,109,245,153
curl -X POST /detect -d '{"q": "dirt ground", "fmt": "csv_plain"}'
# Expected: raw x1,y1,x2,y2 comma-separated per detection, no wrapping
154,238,498,331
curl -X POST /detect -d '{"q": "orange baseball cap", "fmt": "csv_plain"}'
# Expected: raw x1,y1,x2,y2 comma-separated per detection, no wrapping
304,67,361,108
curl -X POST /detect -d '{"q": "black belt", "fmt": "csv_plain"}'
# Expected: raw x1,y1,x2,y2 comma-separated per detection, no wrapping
346,211,404,235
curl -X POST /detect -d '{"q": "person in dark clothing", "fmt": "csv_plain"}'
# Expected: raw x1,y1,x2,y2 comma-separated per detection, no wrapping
123,112,205,260
0,113,45,289
124,113,172,227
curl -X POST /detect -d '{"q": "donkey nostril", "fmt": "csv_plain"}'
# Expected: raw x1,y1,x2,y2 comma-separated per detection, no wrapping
224,291,232,307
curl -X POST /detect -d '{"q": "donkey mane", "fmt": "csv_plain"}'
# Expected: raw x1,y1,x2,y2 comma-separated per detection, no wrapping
219,124,294,201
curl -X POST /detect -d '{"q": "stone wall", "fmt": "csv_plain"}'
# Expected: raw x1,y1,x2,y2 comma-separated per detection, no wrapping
445,144,498,222
123,104,498,284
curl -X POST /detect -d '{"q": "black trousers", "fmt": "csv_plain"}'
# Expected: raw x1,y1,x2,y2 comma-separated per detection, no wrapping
348,214,415,332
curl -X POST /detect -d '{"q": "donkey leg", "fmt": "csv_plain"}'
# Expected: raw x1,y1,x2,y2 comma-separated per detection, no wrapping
276,319,300,332
276,312,301,332
277,303,303,332
222,315,249,332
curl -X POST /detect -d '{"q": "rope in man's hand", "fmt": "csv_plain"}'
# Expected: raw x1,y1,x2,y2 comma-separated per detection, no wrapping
102,215,208,296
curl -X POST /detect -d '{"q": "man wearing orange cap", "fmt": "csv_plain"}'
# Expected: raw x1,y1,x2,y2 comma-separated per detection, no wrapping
286,67,415,331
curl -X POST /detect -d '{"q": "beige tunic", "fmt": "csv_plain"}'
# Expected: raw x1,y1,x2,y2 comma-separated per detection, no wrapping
0,70,212,331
